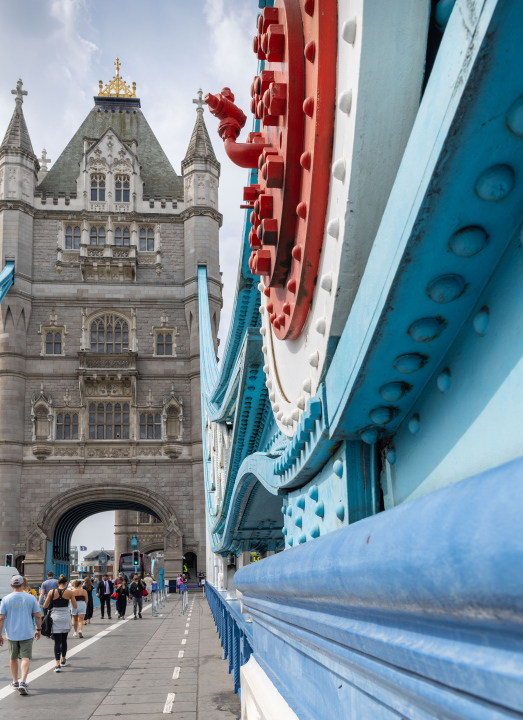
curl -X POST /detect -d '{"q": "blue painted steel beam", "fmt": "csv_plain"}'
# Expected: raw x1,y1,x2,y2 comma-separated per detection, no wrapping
235,456,523,719
0,261,14,302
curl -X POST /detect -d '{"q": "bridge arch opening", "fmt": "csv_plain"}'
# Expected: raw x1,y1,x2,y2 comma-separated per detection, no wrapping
28,484,183,584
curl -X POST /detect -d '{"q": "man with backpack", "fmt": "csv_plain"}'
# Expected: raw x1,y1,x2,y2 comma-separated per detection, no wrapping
129,575,146,619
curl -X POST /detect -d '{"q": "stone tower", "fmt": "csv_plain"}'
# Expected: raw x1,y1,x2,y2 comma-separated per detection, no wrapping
0,65,221,587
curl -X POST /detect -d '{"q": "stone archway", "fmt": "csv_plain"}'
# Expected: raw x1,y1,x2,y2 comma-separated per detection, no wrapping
24,485,183,584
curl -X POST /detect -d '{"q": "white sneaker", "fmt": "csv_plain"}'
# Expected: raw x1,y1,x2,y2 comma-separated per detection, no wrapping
73,632,78,637
78,631,83,638
60,659,67,667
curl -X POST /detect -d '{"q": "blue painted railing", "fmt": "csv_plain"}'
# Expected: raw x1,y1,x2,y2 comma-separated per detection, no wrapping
0,261,14,302
206,581,253,695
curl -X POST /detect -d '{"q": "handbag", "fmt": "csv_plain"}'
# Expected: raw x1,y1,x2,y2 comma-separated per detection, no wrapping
142,588,148,597
111,591,118,599
41,592,54,638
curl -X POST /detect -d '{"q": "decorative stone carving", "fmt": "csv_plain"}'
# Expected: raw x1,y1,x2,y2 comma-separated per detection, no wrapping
86,447,131,458
31,384,53,459
85,381,132,397
54,448,79,457
163,444,182,459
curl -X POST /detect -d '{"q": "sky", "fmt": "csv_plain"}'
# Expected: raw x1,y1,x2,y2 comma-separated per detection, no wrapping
0,0,260,562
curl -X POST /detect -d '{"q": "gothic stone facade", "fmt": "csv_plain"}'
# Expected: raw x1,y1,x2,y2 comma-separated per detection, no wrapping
0,86,222,585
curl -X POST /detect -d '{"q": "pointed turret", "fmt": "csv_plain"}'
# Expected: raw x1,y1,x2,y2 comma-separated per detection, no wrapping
183,89,218,164
1,79,35,156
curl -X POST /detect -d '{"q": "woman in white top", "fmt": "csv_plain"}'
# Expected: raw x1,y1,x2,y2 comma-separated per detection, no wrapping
70,580,88,638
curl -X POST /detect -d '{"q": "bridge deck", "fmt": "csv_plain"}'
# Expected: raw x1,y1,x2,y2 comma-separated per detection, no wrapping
0,593,240,720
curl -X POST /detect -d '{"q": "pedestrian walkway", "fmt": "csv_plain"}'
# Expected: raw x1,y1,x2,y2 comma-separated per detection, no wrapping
0,593,240,720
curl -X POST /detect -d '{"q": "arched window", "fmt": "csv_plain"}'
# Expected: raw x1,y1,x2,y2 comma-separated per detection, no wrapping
140,413,162,440
90,226,105,246
91,174,106,201
156,333,173,356
115,175,130,203
114,227,130,247
45,331,62,355
88,402,129,440
139,228,154,251
56,413,78,440
90,314,129,353
139,512,151,524
152,515,162,524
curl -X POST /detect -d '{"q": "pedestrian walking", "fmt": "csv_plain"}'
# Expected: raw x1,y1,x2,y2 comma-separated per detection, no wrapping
71,580,88,637
177,573,188,614
22,579,37,598
143,572,153,602
115,579,129,619
43,574,77,673
96,574,114,620
0,574,42,694
129,575,146,619
38,571,58,607
83,576,94,624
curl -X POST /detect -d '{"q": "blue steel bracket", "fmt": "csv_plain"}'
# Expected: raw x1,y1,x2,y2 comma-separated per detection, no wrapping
235,456,523,720
0,261,15,302
325,0,523,444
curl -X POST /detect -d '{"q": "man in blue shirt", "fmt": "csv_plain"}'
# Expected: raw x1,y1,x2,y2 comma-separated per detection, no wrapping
0,574,42,695
38,571,59,606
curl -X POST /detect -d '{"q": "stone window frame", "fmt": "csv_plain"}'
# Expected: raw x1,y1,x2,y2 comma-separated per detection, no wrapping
114,175,130,203
56,411,79,440
88,400,131,440
139,226,155,252
38,312,67,357
90,173,106,202
81,308,137,353
150,312,177,357
114,225,131,246
64,225,81,250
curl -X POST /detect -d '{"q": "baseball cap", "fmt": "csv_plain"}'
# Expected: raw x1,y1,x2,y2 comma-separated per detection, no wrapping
11,574,24,586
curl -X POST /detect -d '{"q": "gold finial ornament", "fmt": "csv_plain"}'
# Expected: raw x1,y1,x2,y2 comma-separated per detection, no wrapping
97,58,137,98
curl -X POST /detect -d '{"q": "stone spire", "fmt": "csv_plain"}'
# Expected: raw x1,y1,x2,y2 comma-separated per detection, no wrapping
1,79,34,155
183,89,218,163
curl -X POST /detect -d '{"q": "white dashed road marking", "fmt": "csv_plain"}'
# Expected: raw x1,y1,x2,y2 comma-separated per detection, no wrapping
163,692,176,713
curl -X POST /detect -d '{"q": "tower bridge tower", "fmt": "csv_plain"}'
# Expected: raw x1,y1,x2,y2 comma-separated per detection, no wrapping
0,62,221,587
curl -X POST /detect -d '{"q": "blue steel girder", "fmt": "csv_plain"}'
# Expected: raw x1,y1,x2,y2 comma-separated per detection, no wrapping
325,0,523,443
0,261,15,302
210,329,271,536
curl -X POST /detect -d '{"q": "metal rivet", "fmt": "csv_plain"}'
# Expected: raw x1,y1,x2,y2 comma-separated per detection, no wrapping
308,484,318,501
379,382,410,402
269,392,275,402
295,515,302,528
288,537,293,546
386,446,397,465
335,503,345,521
297,496,305,510
303,96,315,117
309,351,319,368
361,427,379,444
314,501,324,518
266,379,272,389
427,275,465,304
287,506,292,517
263,364,269,373
449,226,487,257
262,345,267,354
332,158,346,182
437,368,451,393
408,414,420,435
259,306,265,314
507,96,523,136
342,16,357,44
291,408,300,421
369,406,397,425
297,396,305,409
408,317,445,343
315,316,326,334
333,459,343,477
281,506,286,515
304,40,316,63
473,306,490,336
258,282,264,291
298,533,307,544
302,377,312,393
276,411,283,420
393,353,428,374
475,164,514,201
282,527,287,536
310,525,320,539
272,402,279,412
320,273,332,292
304,0,314,16
327,217,340,239
338,90,352,115
260,327,266,336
